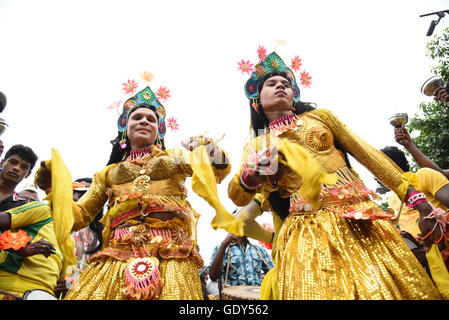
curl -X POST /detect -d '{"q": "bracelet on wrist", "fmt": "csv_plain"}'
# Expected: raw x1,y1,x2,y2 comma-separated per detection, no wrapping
405,191,427,208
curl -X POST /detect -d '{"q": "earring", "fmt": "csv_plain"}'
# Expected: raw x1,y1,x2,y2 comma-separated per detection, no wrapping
119,131,127,149
251,99,260,113
155,135,162,149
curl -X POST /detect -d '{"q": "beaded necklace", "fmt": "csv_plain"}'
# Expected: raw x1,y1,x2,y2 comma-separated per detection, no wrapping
268,112,302,135
127,146,153,161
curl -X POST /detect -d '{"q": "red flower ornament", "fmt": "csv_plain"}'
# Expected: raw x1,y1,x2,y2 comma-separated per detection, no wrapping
122,80,138,95
300,71,312,88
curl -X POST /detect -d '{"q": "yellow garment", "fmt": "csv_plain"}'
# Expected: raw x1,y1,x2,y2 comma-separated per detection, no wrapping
426,244,449,299
236,193,283,261
407,168,448,210
388,168,449,238
276,208,439,299
190,144,242,236
278,139,338,208
42,148,77,276
387,193,420,238
260,266,278,300
228,109,440,299
236,200,272,244
65,255,203,300
0,202,62,297
64,144,230,300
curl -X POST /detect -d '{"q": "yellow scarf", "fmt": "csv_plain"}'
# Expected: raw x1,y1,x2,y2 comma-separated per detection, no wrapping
39,149,77,277
278,139,338,209
190,144,244,236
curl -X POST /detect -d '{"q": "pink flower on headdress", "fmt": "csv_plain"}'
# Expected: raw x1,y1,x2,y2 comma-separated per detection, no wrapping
291,55,302,72
122,80,138,95
166,117,179,132
300,71,312,88
257,46,267,61
237,60,255,75
156,86,171,101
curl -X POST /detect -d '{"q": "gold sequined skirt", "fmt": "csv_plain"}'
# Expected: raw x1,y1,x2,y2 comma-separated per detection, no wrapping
275,205,441,300
64,256,203,300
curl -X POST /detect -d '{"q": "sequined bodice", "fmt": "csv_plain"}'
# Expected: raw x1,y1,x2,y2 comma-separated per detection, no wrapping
268,112,347,174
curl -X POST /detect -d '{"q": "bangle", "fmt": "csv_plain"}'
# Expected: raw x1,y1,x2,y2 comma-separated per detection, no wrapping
405,191,427,208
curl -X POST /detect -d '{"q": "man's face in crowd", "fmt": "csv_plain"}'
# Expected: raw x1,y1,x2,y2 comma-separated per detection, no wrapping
0,155,31,184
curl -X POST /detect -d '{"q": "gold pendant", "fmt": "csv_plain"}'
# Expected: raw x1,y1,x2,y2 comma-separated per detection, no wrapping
134,175,151,191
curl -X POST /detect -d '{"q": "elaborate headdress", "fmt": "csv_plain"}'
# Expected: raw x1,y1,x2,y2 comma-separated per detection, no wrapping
117,86,167,142
109,73,179,149
245,52,301,103
238,42,312,112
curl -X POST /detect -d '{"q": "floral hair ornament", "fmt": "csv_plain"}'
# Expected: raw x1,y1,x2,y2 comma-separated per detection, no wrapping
109,72,180,149
238,41,313,112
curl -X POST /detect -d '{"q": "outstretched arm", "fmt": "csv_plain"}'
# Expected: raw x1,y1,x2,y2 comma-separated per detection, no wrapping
394,125,449,180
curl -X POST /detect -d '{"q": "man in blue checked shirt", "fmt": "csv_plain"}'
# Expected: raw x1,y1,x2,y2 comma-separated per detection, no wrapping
209,233,274,288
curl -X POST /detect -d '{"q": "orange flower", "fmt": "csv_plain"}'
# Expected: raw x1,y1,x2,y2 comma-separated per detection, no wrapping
156,86,171,102
290,55,302,72
0,230,33,250
300,70,312,88
141,71,155,82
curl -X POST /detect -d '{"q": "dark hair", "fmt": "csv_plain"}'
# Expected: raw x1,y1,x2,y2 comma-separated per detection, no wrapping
380,146,410,172
3,144,38,171
106,103,165,165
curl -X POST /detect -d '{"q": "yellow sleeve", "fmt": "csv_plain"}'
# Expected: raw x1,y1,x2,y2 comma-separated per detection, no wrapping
236,197,273,243
72,165,113,232
314,109,405,198
415,168,449,210
417,168,449,197
228,138,264,207
9,203,51,230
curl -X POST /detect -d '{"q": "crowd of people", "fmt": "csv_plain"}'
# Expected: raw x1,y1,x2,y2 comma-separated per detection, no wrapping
0,49,448,301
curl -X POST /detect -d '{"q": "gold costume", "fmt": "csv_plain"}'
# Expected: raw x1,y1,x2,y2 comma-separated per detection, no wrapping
65,145,230,300
228,109,441,300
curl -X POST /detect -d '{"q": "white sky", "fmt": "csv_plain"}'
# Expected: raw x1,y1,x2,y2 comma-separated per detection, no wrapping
0,0,448,264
